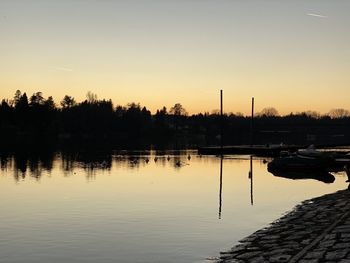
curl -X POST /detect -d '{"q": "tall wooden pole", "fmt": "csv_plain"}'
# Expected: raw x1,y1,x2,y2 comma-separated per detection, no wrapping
220,90,223,150
250,97,254,146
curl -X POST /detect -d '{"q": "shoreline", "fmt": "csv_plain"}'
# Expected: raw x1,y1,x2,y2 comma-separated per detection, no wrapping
216,189,350,263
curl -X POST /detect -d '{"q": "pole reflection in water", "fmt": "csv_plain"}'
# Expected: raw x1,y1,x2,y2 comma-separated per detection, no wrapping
219,155,254,218
219,155,223,219
249,155,254,206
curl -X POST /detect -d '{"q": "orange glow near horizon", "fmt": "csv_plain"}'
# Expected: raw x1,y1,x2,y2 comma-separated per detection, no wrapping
1,1,350,115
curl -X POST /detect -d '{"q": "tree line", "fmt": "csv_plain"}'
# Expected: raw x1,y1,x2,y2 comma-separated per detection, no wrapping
1,90,350,148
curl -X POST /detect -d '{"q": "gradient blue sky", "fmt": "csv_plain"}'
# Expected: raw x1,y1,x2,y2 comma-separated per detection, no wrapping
1,0,349,114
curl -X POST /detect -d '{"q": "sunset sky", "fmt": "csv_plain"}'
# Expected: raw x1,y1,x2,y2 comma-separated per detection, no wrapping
1,0,349,115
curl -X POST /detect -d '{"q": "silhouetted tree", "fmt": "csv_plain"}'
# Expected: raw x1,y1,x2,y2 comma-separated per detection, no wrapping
14,90,22,105
170,103,187,116
1,99,10,108
2,90,350,148
44,96,55,110
259,107,279,117
154,106,170,138
60,95,76,108
29,92,45,106
0,99,12,123
15,92,29,111
169,103,187,135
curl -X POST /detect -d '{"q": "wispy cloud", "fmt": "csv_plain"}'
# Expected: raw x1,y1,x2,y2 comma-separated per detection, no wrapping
49,66,73,72
307,13,328,18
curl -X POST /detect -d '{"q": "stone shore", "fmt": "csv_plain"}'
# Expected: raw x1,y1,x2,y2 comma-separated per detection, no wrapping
216,189,350,263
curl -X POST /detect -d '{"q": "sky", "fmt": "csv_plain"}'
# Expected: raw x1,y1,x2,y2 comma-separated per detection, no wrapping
0,0,349,115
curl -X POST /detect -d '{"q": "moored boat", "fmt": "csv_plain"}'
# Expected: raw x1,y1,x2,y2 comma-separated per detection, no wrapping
267,154,332,172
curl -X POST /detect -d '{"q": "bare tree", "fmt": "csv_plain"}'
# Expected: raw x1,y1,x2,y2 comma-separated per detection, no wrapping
86,91,98,103
302,110,321,118
258,107,279,117
233,112,244,117
328,108,350,118
211,109,220,115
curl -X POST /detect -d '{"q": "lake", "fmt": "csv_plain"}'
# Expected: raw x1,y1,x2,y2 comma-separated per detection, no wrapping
0,150,348,263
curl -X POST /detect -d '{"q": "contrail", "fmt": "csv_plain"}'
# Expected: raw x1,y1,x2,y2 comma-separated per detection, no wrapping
307,13,328,18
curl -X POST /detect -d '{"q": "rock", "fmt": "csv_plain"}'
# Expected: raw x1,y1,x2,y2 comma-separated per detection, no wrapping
325,250,348,261
304,251,325,259
268,254,291,262
235,251,262,260
214,190,350,263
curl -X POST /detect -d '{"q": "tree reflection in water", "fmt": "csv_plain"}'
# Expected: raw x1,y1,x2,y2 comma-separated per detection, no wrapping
0,150,194,181
0,151,55,181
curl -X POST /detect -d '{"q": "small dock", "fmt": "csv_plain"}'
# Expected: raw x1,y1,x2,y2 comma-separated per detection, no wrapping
198,145,303,156
215,189,350,263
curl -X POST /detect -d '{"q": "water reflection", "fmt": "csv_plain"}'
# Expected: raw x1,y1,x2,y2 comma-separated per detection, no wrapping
218,155,257,219
0,150,195,181
2,150,259,221
1,150,348,263
249,155,254,206
219,156,223,219
0,151,55,181
269,169,336,184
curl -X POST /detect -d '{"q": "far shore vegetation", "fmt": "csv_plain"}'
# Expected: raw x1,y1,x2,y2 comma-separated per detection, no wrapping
1,90,350,149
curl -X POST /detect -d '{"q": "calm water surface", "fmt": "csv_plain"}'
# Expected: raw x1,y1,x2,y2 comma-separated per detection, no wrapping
0,150,348,263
